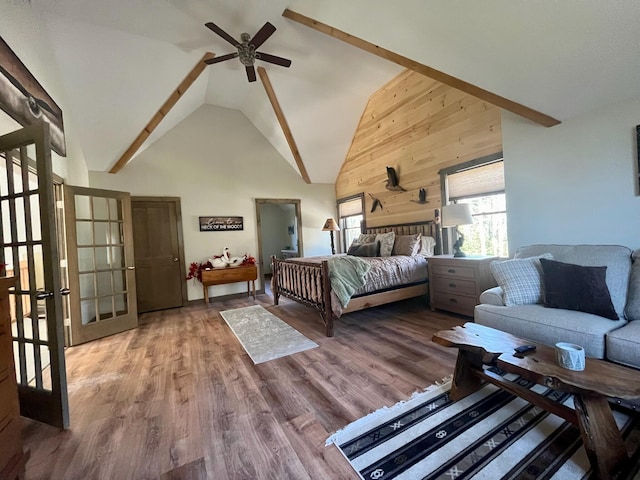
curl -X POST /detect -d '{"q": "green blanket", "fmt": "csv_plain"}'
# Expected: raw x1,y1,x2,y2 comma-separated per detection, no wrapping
327,256,371,308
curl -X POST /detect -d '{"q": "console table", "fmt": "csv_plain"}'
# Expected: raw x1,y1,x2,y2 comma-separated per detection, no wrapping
201,265,257,305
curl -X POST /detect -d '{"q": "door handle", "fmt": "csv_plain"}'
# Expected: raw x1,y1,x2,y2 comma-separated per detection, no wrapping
35,290,54,300
173,258,179,262
127,266,136,270
60,288,71,296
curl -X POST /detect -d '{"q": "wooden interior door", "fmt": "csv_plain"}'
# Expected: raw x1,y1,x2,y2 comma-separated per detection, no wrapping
131,197,186,313
64,186,137,346
0,122,69,428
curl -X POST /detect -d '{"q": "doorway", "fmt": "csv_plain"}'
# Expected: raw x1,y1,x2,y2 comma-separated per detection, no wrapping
131,197,187,313
255,199,303,295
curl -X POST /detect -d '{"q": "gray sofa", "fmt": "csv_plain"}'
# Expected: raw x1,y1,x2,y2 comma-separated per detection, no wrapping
475,245,640,369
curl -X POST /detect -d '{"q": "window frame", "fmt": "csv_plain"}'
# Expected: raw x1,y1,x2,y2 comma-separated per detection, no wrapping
439,152,505,255
337,193,364,253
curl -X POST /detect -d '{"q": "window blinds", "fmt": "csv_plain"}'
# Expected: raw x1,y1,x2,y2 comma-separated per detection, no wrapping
448,161,505,200
338,197,363,217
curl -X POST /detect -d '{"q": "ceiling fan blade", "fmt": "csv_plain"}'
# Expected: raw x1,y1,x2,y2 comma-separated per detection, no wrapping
246,65,257,82
204,52,239,65
205,22,240,47
250,22,276,49
256,52,292,68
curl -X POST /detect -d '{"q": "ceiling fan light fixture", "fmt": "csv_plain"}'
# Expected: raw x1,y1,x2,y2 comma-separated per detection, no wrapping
237,33,257,66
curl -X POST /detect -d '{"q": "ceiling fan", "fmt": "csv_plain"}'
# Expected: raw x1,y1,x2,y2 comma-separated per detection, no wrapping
204,21,292,82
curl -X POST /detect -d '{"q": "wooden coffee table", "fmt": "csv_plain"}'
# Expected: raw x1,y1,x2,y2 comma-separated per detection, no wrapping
433,322,640,480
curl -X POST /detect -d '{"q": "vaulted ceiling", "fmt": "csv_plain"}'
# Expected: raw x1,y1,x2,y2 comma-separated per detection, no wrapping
7,0,640,183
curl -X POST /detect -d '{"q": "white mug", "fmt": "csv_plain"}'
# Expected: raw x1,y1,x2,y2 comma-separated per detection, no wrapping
555,342,585,371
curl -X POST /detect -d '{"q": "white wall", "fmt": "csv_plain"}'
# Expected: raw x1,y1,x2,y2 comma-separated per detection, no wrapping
503,96,640,252
89,104,336,301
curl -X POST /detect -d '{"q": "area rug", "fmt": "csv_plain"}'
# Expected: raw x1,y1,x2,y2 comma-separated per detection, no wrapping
326,369,640,480
219,305,318,364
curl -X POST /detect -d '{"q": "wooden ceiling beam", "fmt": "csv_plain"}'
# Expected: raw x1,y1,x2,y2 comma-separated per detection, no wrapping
109,52,216,174
282,9,560,128
257,66,312,184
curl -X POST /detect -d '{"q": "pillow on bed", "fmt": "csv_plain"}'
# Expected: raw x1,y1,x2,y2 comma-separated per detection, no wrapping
347,241,380,257
417,236,437,257
392,233,421,256
375,232,395,257
356,233,376,244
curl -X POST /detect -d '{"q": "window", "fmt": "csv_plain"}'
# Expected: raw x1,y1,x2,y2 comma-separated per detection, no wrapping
337,194,364,252
440,154,508,257
456,194,508,257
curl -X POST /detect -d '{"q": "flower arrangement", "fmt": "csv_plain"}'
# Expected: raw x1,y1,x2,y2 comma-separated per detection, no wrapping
185,248,256,284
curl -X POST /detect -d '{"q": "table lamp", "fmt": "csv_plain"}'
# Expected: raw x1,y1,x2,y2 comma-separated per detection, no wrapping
322,218,340,255
441,203,473,257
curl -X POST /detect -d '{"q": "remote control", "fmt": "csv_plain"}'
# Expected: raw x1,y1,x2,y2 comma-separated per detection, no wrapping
514,345,537,354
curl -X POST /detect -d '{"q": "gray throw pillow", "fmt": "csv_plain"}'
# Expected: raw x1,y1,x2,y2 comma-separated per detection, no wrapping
392,233,421,256
490,253,554,306
347,241,380,257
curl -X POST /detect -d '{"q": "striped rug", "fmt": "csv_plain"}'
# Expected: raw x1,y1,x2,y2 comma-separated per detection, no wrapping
326,369,640,480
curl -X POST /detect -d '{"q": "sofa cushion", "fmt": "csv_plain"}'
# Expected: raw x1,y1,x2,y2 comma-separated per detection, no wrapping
478,286,505,306
540,258,618,320
514,244,632,317
474,303,627,359
625,249,640,321
489,254,553,306
606,321,640,368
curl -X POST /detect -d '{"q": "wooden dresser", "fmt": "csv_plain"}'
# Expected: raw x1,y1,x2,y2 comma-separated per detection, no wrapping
428,255,498,317
0,276,27,480
201,265,258,305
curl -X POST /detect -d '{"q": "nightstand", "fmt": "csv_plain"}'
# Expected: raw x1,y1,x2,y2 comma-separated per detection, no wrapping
428,255,498,317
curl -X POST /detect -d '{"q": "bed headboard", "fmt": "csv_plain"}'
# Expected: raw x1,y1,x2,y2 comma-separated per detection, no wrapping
363,209,442,255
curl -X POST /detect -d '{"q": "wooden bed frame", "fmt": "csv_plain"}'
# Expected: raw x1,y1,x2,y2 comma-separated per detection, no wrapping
271,216,441,337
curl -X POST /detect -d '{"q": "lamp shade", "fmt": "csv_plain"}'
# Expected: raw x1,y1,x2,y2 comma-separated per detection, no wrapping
322,218,340,231
441,204,473,227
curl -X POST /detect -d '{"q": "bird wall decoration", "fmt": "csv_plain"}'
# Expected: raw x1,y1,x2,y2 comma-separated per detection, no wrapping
411,188,429,204
368,193,383,213
385,166,406,191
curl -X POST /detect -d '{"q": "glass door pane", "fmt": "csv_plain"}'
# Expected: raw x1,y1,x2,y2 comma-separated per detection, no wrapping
0,122,69,428
64,186,137,346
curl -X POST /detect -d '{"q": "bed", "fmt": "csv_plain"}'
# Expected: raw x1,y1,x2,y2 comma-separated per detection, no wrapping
271,217,442,336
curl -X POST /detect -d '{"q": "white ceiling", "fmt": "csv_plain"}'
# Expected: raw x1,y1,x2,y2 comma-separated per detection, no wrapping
18,0,640,183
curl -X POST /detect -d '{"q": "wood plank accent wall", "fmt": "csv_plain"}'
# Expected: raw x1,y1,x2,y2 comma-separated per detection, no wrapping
335,69,502,227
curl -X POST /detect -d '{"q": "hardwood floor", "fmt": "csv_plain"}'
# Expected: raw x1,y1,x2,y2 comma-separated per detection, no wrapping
21,294,463,479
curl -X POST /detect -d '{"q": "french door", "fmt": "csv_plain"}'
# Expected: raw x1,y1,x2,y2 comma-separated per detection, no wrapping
63,186,137,346
0,121,69,428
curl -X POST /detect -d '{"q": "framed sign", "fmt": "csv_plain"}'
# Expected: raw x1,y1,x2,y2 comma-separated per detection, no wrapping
199,216,244,232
